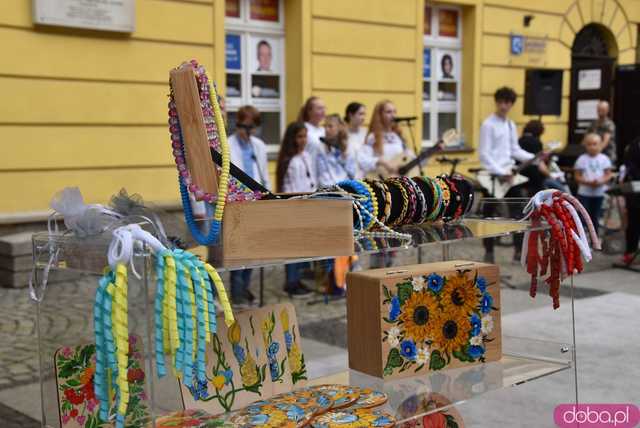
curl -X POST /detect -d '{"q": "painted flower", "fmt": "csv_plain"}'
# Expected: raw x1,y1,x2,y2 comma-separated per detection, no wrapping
389,296,401,322
70,409,78,418
221,369,233,385
416,347,430,366
468,345,485,359
228,321,242,344
61,414,70,424
399,291,438,343
481,293,493,314
280,309,290,332
64,388,84,405
240,356,259,386
79,366,95,385
269,361,279,380
286,405,306,421
481,315,494,335
212,375,226,390
431,310,472,355
426,273,444,293
76,415,86,425
268,342,280,357
422,412,447,428
262,315,275,345
86,398,97,412
469,335,483,347
412,276,426,292
476,276,488,293
284,331,293,350
127,367,145,383
387,326,401,347
233,343,246,364
288,343,303,374
400,340,418,361
470,313,482,337
441,273,480,316
60,347,74,359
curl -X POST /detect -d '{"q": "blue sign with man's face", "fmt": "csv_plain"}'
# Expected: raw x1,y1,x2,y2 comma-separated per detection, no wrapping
510,34,524,56
226,33,242,70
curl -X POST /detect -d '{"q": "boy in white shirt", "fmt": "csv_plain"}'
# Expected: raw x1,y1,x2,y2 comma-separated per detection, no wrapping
574,132,613,235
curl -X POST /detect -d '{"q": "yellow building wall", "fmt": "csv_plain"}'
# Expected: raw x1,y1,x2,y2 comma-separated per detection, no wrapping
478,0,638,149
0,0,224,215
2,0,639,216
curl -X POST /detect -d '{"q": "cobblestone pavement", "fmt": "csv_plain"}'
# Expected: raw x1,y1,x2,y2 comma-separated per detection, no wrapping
0,235,622,424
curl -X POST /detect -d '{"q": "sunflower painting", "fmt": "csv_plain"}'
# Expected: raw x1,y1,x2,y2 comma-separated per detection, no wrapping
381,269,499,377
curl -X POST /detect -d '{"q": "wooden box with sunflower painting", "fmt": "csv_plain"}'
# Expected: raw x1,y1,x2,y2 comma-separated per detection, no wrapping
346,260,501,379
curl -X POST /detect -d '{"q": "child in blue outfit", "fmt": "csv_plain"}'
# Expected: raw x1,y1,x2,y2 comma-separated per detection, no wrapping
574,132,613,235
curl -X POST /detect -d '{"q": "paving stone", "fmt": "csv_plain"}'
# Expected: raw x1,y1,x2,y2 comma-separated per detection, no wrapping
0,232,33,257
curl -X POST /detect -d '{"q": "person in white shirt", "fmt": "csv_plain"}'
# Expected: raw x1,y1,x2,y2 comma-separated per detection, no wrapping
276,122,316,297
316,114,356,186
478,87,535,262
297,96,326,159
574,132,612,235
358,100,411,177
344,102,368,179
227,106,270,307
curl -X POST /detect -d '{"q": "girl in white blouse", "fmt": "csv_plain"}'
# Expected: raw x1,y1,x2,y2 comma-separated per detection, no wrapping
297,96,326,159
276,122,316,193
345,102,367,179
276,122,316,297
358,100,413,176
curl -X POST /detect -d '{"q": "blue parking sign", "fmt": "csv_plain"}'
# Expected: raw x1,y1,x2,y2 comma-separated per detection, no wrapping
511,34,524,56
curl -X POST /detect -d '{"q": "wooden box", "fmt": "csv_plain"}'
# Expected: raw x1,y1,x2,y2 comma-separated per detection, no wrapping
346,260,501,379
211,198,354,266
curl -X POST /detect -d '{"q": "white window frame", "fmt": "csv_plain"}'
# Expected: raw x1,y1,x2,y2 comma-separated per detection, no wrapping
423,5,462,147
225,0,285,154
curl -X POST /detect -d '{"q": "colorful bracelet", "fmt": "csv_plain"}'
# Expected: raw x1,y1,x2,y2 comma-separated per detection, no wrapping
359,180,379,230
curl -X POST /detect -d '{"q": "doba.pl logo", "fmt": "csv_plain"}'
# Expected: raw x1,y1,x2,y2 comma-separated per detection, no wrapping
554,404,640,427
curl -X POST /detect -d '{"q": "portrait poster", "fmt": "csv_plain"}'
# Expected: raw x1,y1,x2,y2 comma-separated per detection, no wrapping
436,50,459,81
438,9,459,38
250,35,281,74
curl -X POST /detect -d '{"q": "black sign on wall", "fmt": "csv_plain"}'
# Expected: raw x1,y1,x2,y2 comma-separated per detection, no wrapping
524,69,563,116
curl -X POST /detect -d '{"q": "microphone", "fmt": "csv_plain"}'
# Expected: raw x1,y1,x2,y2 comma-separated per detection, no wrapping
393,116,418,123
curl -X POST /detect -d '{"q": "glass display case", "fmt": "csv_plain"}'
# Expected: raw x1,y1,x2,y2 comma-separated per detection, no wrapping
31,216,578,427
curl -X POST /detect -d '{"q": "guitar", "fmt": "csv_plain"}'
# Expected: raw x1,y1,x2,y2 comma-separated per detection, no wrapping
475,141,562,199
366,129,458,180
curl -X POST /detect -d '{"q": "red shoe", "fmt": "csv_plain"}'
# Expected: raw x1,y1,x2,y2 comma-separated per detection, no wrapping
622,253,635,266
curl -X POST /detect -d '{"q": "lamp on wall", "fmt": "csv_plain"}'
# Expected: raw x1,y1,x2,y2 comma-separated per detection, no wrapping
524,15,535,27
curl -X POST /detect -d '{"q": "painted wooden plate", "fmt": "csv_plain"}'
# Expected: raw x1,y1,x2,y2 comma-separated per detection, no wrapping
154,409,229,427
345,388,388,410
305,385,361,409
310,408,396,428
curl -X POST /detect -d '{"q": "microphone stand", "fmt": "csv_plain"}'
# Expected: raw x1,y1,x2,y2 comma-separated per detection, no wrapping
396,118,423,176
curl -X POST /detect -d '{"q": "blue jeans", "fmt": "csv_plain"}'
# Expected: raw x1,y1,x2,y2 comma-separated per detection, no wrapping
577,195,604,235
230,269,252,303
285,262,309,287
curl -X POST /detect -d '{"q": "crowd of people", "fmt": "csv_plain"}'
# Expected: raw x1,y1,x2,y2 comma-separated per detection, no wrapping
478,86,638,267
227,96,416,305
226,88,639,306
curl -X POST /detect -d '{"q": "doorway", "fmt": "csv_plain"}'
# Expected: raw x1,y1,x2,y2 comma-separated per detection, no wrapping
568,24,618,148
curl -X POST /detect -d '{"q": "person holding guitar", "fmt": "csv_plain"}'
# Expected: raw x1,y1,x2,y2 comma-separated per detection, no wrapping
478,87,535,262
358,100,410,177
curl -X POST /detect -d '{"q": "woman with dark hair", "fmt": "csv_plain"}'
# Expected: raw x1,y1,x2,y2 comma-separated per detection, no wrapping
276,122,315,297
519,119,567,192
344,102,367,178
441,54,454,79
297,96,326,158
622,137,640,265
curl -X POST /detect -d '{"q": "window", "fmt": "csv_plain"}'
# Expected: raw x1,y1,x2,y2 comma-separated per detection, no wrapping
225,0,285,153
423,4,462,146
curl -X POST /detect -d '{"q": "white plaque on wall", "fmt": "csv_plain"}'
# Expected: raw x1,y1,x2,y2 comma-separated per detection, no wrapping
578,69,601,91
33,0,135,33
576,99,599,120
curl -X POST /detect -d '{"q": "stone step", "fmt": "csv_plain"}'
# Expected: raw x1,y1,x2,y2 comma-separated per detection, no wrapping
0,254,32,272
0,232,33,257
